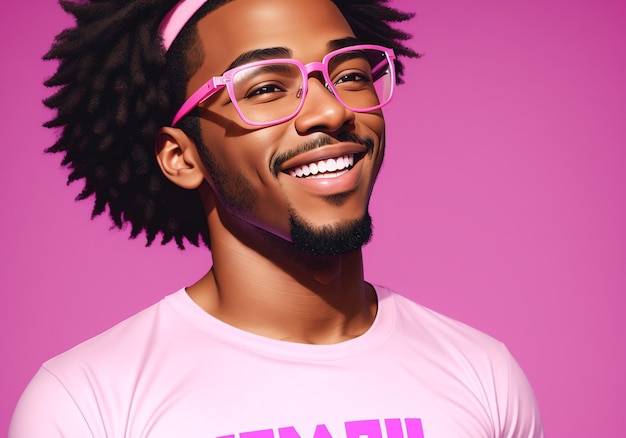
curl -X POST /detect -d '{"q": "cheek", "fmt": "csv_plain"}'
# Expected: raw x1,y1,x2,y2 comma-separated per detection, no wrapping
360,113,386,171
199,117,282,178
195,141,257,215
367,113,386,143
197,120,292,222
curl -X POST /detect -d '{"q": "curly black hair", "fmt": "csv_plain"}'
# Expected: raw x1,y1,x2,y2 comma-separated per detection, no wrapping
44,0,419,249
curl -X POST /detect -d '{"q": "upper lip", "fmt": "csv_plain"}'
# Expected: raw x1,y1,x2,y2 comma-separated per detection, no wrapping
278,143,367,174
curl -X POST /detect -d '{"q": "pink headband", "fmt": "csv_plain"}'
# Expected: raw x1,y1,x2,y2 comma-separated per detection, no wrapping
159,0,208,51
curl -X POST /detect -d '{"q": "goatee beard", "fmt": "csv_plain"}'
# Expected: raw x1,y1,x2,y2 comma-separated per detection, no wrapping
289,210,373,255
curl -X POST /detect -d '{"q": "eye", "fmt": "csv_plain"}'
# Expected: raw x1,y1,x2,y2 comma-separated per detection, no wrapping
334,71,371,87
245,83,287,100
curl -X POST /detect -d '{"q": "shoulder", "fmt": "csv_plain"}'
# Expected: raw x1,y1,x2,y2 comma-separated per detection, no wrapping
9,366,94,437
35,289,194,401
379,285,505,351
47,293,170,366
378,285,523,375
376,285,544,437
10,289,191,437
42,288,194,378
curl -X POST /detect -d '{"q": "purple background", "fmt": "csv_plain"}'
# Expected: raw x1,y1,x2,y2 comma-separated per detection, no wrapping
1,0,625,436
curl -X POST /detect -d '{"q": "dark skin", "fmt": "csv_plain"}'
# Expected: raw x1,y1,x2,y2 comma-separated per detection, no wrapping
156,0,383,344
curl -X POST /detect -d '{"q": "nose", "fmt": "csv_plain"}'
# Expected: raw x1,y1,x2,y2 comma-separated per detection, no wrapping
293,76,356,135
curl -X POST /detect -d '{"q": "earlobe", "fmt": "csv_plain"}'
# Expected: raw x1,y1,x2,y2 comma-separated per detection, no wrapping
155,127,205,189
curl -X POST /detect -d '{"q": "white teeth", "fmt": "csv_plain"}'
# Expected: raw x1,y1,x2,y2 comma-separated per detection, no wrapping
307,169,349,179
287,154,356,179
326,158,337,172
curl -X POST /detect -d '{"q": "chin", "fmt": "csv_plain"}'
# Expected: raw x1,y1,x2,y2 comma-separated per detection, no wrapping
288,209,372,255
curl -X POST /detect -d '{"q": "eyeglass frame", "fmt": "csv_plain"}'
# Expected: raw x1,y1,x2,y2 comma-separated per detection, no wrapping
170,44,397,127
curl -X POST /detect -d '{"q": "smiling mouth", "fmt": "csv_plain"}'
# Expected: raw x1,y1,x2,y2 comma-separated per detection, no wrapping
285,153,360,179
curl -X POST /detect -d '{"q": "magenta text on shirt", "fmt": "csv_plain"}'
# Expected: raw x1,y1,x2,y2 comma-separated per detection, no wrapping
218,418,425,438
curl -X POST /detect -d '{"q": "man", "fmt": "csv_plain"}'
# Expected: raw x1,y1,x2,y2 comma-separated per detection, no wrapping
10,0,543,436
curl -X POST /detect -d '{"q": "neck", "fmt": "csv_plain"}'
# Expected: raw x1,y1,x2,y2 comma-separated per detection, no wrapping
187,202,377,344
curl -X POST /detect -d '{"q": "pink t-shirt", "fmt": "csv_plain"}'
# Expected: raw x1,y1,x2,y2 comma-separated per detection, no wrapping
10,286,543,437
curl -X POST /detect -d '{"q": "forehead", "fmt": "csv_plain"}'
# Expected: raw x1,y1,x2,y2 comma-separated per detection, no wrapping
194,0,355,71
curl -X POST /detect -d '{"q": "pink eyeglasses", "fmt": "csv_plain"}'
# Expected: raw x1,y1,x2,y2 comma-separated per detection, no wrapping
171,44,396,127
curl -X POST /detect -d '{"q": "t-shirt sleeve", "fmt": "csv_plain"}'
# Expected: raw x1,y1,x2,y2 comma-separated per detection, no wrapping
498,346,544,438
9,367,94,438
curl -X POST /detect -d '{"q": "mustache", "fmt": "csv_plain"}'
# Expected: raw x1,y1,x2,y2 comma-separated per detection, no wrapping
271,132,375,176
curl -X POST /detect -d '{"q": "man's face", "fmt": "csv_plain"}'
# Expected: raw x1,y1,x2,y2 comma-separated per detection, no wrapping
188,0,386,254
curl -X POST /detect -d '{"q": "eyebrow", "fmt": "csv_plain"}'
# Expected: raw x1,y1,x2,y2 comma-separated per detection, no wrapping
327,36,362,51
223,37,363,72
225,47,292,72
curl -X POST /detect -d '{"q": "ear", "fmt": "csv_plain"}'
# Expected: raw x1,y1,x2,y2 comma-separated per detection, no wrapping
155,127,205,189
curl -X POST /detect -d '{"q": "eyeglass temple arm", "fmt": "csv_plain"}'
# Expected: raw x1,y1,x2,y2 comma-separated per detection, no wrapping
171,77,226,126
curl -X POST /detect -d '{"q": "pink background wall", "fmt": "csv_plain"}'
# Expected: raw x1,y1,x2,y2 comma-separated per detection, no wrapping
1,0,624,436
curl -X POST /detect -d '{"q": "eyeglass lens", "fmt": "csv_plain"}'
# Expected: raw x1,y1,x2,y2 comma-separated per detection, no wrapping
231,47,393,125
